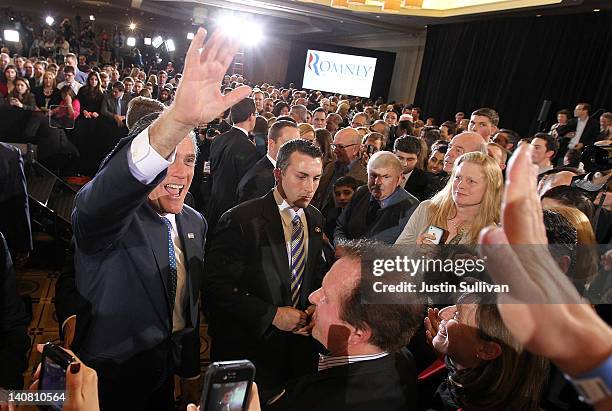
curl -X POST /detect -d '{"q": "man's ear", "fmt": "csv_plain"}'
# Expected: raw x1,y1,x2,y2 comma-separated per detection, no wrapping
347,324,372,347
477,341,502,361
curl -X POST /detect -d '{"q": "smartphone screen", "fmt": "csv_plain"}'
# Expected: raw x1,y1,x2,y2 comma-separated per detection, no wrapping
39,356,66,410
205,381,250,411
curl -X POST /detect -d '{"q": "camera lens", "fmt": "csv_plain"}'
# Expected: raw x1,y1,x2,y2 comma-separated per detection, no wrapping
581,145,612,172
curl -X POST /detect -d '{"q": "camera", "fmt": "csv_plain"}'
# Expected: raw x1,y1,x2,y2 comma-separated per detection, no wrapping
581,145,612,172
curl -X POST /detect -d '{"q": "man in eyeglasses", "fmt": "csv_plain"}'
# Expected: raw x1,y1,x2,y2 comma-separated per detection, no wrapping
313,127,367,217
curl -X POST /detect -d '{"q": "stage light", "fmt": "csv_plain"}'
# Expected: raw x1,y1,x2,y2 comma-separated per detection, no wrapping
144,37,152,45
89,15,95,21
129,22,136,30
3,30,19,43
217,15,263,46
165,39,175,52
45,16,54,26
126,37,136,47
152,36,163,48
187,32,194,40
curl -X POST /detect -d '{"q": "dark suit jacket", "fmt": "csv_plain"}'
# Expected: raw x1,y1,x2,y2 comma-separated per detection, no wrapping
207,127,261,228
557,117,600,147
203,190,328,385
335,186,419,244
70,121,206,379
264,349,418,411
0,232,31,389
0,143,32,254
403,168,432,201
100,92,132,120
236,155,275,203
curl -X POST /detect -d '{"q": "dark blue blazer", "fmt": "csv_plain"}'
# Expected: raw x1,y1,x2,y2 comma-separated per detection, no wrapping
71,121,206,377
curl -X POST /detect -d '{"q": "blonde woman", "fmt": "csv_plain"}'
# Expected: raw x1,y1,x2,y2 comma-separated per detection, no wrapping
396,152,502,245
298,122,316,144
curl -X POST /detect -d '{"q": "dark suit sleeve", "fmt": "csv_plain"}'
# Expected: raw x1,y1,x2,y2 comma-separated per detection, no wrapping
556,119,577,138
582,119,599,146
333,202,353,245
3,148,32,253
177,320,201,378
71,136,165,252
100,95,114,120
203,210,278,339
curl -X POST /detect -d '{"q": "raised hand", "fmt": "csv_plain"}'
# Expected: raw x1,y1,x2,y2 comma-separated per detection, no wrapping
149,27,251,158
478,143,612,380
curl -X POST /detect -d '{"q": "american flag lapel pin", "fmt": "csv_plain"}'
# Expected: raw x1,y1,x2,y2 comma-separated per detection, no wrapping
315,227,321,233
188,233,195,239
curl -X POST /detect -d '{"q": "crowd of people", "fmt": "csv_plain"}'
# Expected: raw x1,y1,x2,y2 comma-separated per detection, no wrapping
0,21,611,411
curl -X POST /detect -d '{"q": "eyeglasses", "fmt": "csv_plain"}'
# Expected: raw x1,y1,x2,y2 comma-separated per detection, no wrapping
331,143,358,150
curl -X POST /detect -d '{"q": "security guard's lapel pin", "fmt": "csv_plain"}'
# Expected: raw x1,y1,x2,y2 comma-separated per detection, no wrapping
188,233,195,239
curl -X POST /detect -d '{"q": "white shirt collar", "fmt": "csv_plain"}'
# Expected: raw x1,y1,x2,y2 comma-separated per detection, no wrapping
234,125,249,137
318,352,389,371
266,154,277,168
273,187,304,220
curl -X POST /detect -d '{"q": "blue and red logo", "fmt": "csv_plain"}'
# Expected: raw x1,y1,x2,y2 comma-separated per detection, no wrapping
307,52,320,75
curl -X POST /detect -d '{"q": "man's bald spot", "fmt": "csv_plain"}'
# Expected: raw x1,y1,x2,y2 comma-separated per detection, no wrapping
368,151,402,174
335,127,361,145
452,131,487,152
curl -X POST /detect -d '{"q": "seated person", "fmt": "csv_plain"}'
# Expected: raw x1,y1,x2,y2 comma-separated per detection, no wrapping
427,143,447,175
264,241,422,411
396,152,502,245
394,136,432,201
335,152,419,244
323,176,358,241
424,292,550,410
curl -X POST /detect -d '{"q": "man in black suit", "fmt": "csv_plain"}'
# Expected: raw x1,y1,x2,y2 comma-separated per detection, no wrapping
0,143,32,263
237,120,299,203
100,80,133,129
207,98,261,229
557,103,600,163
204,139,328,392
263,241,422,410
335,151,419,245
69,28,251,410
394,136,432,201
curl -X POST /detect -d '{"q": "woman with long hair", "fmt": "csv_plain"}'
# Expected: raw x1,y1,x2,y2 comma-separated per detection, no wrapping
396,152,502,245
77,71,104,118
0,64,18,97
297,122,316,144
33,71,61,111
6,78,36,110
314,128,335,167
51,85,80,122
424,292,550,410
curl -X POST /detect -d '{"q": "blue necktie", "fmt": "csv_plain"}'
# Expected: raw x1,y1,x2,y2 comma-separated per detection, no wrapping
290,214,305,307
161,217,177,314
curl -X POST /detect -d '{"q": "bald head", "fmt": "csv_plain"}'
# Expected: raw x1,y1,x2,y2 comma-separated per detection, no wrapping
443,132,487,173
537,171,578,197
333,127,362,165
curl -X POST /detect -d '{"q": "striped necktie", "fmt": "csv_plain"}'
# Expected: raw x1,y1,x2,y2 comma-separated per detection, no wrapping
161,217,177,315
290,214,305,307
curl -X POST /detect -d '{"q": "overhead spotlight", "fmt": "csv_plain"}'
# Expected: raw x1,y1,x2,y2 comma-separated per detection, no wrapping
165,39,175,52
45,16,54,26
593,8,601,12
3,30,19,43
126,37,136,47
89,15,95,21
144,37,152,45
152,36,163,48
129,22,136,30
217,15,263,46
187,32,194,40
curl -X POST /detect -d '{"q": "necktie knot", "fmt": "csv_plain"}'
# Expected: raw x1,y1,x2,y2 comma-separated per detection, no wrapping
292,214,301,226
161,216,172,230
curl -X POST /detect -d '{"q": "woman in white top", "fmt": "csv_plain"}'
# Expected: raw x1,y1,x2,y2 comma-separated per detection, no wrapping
396,152,502,245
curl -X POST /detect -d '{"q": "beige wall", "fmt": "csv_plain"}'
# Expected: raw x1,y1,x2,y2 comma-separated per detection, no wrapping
245,38,292,86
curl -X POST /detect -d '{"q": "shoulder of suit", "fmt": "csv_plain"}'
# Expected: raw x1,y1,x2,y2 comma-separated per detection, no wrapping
0,142,20,159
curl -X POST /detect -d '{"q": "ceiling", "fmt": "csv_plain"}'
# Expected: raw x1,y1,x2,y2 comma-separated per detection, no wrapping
1,0,609,40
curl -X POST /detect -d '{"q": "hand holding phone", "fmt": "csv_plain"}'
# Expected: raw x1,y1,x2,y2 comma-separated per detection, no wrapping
38,342,76,410
420,225,447,245
201,360,256,411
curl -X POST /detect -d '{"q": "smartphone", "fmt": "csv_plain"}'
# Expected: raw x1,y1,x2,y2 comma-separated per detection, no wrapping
200,360,256,411
426,225,447,244
38,342,76,410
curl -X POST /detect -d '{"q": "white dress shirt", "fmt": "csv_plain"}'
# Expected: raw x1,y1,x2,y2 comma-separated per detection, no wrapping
318,352,389,371
569,117,588,149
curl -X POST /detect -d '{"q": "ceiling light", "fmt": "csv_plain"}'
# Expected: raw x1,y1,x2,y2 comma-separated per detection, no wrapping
331,0,349,7
187,32,194,40
45,16,54,25
3,30,19,42
89,15,95,21
126,37,136,46
144,37,151,45
165,39,176,52
129,22,136,30
593,8,601,12
217,15,264,46
152,36,163,48
404,0,423,6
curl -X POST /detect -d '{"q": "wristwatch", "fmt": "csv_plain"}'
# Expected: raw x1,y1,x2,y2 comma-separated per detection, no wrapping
566,355,612,405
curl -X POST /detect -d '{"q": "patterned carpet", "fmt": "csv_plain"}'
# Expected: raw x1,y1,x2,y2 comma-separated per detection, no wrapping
15,266,212,409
